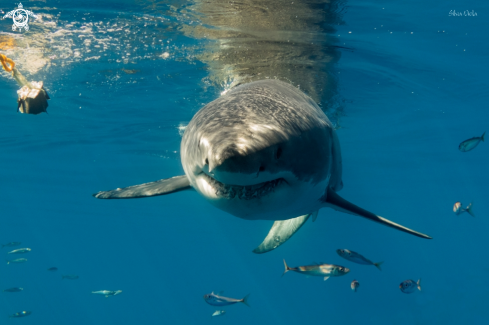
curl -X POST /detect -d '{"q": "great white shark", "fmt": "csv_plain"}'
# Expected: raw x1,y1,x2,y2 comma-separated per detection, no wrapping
93,79,431,253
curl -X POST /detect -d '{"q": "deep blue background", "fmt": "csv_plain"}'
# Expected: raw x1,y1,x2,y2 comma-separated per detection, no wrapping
0,0,488,324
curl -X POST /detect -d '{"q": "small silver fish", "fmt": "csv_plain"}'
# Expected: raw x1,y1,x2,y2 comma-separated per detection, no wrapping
8,248,31,254
336,249,383,271
48,267,58,272
283,259,349,281
212,310,226,317
6,258,27,264
453,202,474,216
399,278,421,294
351,280,359,292
459,132,485,152
204,292,250,307
62,275,79,280
1,242,21,249
9,311,31,318
92,290,122,297
3,287,23,293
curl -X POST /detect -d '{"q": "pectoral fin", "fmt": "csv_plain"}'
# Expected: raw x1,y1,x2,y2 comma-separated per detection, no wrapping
93,175,192,199
253,212,317,254
323,188,432,239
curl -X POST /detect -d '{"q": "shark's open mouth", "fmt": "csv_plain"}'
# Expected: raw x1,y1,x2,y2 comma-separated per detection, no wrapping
202,173,285,200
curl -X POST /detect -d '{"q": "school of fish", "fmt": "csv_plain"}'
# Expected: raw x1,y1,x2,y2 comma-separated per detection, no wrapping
2,241,122,318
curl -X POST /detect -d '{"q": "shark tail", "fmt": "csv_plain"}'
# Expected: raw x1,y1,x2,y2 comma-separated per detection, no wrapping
241,294,250,307
481,132,485,142
374,261,384,271
466,202,475,217
282,259,291,277
417,278,422,291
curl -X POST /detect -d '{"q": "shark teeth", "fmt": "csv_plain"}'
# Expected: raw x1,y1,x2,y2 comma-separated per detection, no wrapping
203,174,284,200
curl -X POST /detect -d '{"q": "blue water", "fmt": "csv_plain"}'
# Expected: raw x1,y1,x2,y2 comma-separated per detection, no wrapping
0,0,488,324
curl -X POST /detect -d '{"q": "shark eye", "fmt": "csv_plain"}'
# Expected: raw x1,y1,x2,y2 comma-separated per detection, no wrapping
276,147,282,159
259,165,265,172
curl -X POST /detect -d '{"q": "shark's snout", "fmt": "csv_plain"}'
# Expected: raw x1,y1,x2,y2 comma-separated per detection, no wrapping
202,143,278,186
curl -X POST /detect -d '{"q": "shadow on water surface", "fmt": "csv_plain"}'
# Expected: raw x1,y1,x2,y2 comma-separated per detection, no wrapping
177,0,347,121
